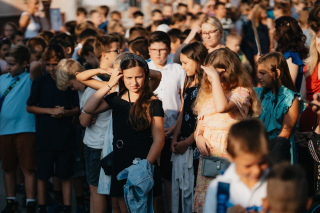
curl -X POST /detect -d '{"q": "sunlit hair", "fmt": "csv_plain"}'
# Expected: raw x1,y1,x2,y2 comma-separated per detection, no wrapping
304,35,319,78
274,16,309,60
257,52,297,105
5,45,30,64
227,119,269,157
42,44,65,61
253,4,266,27
193,48,260,117
201,16,223,38
119,56,155,131
93,35,119,58
180,41,208,97
55,59,85,91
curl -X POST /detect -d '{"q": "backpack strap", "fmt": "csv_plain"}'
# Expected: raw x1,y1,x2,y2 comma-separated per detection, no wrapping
217,182,230,213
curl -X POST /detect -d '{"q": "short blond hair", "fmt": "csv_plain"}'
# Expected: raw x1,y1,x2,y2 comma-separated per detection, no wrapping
55,59,85,91
201,16,224,38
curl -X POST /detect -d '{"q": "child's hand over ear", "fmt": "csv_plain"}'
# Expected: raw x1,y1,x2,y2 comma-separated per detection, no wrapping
201,66,225,82
108,68,123,88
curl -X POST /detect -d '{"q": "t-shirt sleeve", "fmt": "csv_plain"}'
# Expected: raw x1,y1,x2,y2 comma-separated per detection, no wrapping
152,100,164,117
229,87,251,117
27,78,41,106
203,180,218,213
179,66,186,90
103,92,117,109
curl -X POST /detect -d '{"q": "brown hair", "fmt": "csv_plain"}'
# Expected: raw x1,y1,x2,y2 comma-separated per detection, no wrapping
129,38,150,60
274,3,292,16
76,7,87,16
227,118,269,157
98,5,110,18
38,30,54,45
93,35,119,58
27,37,47,54
80,38,95,58
119,56,154,131
5,45,30,64
308,4,320,33
42,44,65,61
74,22,94,38
257,52,297,105
194,48,261,117
171,13,187,25
148,31,171,49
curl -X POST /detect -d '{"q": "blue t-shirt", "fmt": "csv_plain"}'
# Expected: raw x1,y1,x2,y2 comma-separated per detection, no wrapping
283,51,304,92
0,71,36,135
99,21,108,33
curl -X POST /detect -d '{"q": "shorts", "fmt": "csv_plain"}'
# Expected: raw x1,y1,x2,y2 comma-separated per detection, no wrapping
36,149,73,181
0,133,36,171
160,138,172,181
83,144,102,186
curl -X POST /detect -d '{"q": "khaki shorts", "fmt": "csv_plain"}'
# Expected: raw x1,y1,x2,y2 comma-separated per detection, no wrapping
0,133,36,171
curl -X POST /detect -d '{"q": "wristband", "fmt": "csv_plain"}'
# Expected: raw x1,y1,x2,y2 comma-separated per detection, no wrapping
106,83,112,89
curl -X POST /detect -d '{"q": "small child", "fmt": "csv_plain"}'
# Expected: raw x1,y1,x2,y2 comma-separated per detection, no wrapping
97,5,110,32
111,11,121,21
72,28,98,61
10,30,25,46
204,119,269,213
0,38,11,74
225,32,252,74
90,10,103,29
263,163,311,213
3,22,17,39
26,44,80,213
167,29,182,62
133,11,144,26
76,7,87,24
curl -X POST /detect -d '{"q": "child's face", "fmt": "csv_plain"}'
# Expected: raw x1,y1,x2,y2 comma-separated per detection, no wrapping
193,5,202,14
5,56,27,77
69,79,86,91
122,66,146,94
152,12,163,21
45,58,60,79
215,5,227,18
111,14,121,21
231,152,268,183
77,14,87,23
226,38,241,54
177,6,188,15
170,39,181,53
4,25,15,38
0,44,10,59
257,65,275,88
91,12,102,27
149,42,170,66
163,6,173,17
29,45,43,62
134,16,144,25
14,35,25,46
180,53,197,77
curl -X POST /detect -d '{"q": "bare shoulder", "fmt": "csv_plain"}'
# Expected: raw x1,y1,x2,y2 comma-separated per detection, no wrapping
150,96,159,101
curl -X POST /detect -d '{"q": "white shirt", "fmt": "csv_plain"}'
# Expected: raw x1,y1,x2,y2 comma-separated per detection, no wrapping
148,60,185,129
20,12,41,39
79,78,112,149
204,164,268,213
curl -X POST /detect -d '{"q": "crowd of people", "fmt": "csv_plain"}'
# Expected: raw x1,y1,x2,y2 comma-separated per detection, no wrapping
2,0,320,212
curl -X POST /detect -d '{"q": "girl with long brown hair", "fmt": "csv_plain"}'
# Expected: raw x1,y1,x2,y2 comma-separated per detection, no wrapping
82,53,164,213
255,52,305,164
192,48,260,212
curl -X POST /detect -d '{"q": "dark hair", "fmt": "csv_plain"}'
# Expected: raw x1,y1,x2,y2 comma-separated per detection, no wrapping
111,11,121,17
129,27,148,41
308,4,320,32
90,9,99,16
129,38,150,60
133,11,144,18
177,3,188,9
119,56,154,131
0,37,11,49
180,29,201,43
64,21,77,36
78,28,98,42
167,28,182,43
151,9,162,17
43,44,65,61
171,13,187,25
3,22,18,35
98,5,110,17
77,7,87,16
267,164,308,213
75,22,94,38
257,52,297,106
50,33,75,55
27,37,47,53
10,30,24,41
80,38,95,58
227,119,269,157
129,26,146,36
5,45,30,64
274,16,309,60
274,3,291,16
109,32,124,47
148,31,171,48
38,30,54,45
93,35,119,58
214,2,226,9
153,20,164,27
181,42,208,95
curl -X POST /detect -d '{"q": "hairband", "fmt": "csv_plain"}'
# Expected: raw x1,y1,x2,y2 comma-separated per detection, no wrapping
120,53,149,71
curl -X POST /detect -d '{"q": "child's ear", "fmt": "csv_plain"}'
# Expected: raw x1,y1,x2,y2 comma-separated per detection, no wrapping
67,47,72,55
275,68,281,79
262,198,269,211
22,61,28,68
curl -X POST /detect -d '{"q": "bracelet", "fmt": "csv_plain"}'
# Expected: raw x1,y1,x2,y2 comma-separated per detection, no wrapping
81,109,87,114
106,83,112,90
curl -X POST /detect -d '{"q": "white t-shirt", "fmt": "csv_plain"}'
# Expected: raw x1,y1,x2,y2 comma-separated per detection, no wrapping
147,60,186,129
204,164,268,213
79,78,112,149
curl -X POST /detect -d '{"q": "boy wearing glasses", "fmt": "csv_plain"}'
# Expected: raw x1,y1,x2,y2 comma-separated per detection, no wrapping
147,31,185,213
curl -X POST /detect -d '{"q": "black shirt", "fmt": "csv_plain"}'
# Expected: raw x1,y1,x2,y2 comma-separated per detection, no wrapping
27,73,79,151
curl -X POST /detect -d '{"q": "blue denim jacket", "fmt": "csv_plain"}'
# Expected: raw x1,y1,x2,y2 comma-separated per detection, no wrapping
117,159,154,213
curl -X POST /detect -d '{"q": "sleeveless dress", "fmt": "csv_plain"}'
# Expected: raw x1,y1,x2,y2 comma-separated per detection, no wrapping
20,12,41,39
255,86,305,164
192,87,251,213
103,92,164,197
283,51,304,92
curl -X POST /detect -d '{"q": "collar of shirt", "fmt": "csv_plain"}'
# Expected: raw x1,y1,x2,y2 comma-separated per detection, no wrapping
148,60,173,71
6,70,27,81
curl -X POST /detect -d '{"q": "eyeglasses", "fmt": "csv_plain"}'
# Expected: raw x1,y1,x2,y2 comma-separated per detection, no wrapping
202,29,219,38
98,49,121,59
150,49,168,54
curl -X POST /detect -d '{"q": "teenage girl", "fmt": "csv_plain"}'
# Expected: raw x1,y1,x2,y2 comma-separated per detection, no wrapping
82,54,164,213
255,52,305,164
170,42,208,213
192,48,260,213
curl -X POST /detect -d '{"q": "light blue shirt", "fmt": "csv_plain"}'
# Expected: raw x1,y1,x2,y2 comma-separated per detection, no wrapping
0,71,36,135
